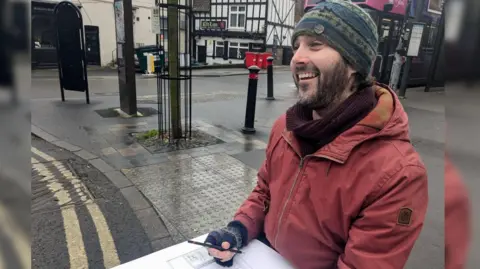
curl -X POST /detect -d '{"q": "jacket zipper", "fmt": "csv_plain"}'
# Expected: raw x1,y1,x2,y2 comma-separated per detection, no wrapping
274,157,305,248
273,134,343,249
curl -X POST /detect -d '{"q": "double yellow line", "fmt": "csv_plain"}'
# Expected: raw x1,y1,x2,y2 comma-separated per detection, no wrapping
32,147,121,268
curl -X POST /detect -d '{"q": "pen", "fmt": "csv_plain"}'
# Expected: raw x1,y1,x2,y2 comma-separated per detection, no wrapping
187,240,243,254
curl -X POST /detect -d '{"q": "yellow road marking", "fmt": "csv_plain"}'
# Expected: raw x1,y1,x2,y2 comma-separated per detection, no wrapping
32,158,88,268
32,147,121,268
86,204,121,267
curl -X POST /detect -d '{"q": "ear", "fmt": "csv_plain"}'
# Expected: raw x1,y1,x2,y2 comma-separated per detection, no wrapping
346,65,356,77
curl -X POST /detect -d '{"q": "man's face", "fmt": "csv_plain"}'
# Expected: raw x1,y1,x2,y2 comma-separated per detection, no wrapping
290,35,355,110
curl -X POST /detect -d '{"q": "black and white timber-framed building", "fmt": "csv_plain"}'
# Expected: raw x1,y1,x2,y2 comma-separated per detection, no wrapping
192,0,297,65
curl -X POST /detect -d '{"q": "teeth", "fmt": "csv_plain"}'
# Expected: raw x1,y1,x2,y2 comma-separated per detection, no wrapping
298,73,316,79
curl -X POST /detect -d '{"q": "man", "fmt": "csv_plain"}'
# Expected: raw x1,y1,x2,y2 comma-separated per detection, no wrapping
205,1,429,268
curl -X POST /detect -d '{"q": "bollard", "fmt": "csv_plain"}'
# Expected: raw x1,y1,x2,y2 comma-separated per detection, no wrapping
266,56,275,100
242,65,261,134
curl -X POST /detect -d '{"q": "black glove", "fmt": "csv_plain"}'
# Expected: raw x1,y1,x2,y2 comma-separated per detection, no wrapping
205,221,247,267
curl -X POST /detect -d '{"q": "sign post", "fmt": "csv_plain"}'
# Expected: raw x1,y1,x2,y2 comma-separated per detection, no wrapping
114,0,137,115
53,1,90,104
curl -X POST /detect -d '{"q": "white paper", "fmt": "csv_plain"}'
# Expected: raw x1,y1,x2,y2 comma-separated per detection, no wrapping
166,247,254,269
113,234,295,269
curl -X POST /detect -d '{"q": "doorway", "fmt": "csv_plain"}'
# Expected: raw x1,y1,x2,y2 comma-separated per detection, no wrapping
197,45,206,63
84,25,101,65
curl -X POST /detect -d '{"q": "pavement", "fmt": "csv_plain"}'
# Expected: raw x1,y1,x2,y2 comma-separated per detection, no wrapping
30,69,472,268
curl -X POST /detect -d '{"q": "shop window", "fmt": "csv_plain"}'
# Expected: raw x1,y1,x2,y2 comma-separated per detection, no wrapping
229,42,249,59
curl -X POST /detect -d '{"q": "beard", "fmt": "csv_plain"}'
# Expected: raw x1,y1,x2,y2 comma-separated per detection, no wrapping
294,59,351,111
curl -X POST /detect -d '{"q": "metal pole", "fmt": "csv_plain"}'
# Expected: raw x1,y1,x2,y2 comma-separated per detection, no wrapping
266,56,275,100
425,6,445,92
242,65,260,134
398,0,426,98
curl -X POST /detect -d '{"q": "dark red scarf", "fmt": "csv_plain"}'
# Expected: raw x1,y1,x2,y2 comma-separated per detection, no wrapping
286,87,377,156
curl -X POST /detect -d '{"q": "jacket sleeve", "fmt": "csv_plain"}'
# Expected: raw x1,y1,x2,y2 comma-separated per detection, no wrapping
337,164,429,269
232,118,283,244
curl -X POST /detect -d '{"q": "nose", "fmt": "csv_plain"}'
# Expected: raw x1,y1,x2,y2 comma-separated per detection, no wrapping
291,45,310,66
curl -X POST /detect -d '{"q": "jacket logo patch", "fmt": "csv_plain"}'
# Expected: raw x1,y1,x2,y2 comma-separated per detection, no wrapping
397,207,413,226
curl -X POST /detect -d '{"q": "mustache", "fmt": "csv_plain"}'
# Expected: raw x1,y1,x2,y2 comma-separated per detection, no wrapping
295,65,320,74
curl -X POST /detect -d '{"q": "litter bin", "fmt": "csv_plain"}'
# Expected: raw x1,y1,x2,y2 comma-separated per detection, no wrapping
135,45,165,73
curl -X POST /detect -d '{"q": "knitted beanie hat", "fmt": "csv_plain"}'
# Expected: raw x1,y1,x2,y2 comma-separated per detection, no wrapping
292,0,379,76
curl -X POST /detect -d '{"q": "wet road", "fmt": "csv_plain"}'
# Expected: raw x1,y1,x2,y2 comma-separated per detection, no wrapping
31,135,152,268
29,69,296,100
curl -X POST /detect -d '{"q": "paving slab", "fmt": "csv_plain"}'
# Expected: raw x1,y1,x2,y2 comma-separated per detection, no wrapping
134,207,170,241
74,149,98,160
122,153,257,240
104,170,134,189
88,158,117,173
120,186,152,212
230,148,266,171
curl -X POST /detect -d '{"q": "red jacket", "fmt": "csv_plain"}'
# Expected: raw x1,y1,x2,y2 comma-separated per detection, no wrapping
234,85,429,269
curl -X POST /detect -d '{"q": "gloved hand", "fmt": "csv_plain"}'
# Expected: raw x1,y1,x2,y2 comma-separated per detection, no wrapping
205,221,246,267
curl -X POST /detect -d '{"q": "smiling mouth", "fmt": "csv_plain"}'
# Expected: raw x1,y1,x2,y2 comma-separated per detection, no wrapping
296,72,319,81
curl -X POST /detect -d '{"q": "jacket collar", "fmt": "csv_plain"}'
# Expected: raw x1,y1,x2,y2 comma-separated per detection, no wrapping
282,83,405,164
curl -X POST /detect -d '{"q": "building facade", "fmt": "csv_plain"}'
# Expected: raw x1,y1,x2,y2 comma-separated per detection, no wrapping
193,0,297,66
32,0,157,68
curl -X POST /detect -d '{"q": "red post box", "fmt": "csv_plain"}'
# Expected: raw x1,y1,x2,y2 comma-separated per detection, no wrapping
245,52,258,68
256,54,264,69
260,52,273,69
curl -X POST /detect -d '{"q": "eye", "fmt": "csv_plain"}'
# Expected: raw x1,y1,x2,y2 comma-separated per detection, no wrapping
292,43,299,51
309,41,323,50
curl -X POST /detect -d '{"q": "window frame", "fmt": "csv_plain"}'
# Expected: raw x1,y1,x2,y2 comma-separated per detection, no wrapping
228,42,249,59
229,5,246,29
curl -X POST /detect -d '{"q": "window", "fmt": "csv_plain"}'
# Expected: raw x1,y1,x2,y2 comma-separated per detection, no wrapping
32,15,56,48
229,6,246,29
160,17,168,40
228,42,249,59
215,41,224,58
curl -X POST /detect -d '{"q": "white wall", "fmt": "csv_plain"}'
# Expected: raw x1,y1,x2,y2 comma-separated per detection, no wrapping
266,0,295,47
77,0,156,66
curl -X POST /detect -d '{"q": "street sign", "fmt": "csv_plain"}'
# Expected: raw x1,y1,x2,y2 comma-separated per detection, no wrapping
407,22,425,57
200,21,225,30
151,8,161,34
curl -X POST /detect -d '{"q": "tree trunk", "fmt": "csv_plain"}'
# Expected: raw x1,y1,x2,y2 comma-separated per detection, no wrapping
167,0,182,138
